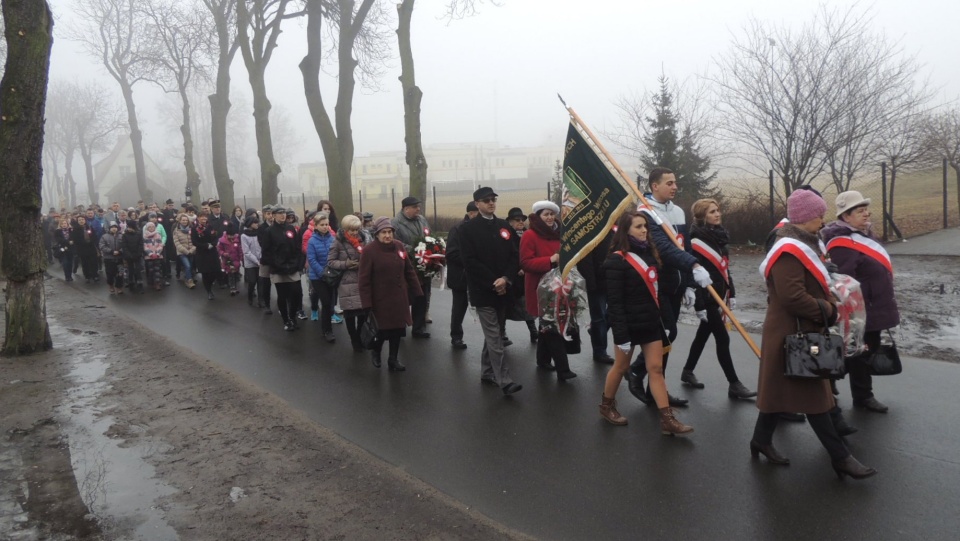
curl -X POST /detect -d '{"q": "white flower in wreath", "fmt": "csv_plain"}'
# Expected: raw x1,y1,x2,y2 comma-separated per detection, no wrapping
415,241,427,253
424,236,436,243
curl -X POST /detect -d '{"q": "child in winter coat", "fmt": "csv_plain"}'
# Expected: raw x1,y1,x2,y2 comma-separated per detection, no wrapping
99,222,124,294
241,216,262,306
218,224,243,296
143,222,166,291
306,213,335,341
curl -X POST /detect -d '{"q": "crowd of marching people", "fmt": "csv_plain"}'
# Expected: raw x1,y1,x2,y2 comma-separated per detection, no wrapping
43,165,898,481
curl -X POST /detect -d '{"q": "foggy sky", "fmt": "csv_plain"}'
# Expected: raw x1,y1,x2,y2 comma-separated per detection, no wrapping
44,0,960,186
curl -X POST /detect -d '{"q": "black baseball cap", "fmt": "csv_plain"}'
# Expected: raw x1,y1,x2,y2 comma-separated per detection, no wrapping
472,186,498,201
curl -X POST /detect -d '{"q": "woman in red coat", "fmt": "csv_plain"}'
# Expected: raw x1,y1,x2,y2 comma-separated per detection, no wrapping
520,201,576,381
358,217,424,372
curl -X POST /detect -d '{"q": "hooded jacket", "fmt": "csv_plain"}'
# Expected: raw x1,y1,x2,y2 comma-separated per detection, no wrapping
217,232,243,273
642,194,697,295
306,230,334,280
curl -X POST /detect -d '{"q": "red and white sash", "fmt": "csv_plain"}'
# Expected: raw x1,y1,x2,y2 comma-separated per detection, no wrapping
691,238,729,287
825,235,893,275
618,251,659,306
759,238,831,295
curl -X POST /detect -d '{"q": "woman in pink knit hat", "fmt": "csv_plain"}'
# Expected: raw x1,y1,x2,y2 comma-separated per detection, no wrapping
752,189,877,480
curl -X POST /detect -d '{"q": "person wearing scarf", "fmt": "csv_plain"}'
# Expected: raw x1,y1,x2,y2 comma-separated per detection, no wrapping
821,191,900,414
327,214,368,351
54,217,76,282
520,200,576,382
680,199,756,400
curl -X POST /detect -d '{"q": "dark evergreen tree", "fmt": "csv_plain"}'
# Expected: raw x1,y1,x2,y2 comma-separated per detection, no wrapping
639,76,717,211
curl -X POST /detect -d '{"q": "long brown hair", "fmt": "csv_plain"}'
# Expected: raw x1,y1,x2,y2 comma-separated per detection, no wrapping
609,210,661,266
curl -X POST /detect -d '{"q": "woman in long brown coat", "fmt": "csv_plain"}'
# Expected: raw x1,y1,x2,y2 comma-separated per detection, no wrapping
358,217,424,372
752,189,876,480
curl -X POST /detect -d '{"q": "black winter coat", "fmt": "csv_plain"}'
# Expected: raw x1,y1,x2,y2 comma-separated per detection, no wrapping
260,222,303,275
604,247,662,345
191,224,222,275
54,227,76,256
73,225,98,258
121,229,144,262
690,226,736,311
444,217,469,291
576,230,612,295
459,215,519,308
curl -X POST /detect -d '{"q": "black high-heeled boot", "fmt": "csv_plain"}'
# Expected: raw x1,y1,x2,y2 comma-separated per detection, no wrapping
832,455,877,480
750,440,790,465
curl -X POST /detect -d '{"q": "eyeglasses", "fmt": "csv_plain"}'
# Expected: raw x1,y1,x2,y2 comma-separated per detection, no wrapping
479,197,497,204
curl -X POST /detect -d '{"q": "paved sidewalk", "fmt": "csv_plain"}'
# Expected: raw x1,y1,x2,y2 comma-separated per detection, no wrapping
885,226,960,256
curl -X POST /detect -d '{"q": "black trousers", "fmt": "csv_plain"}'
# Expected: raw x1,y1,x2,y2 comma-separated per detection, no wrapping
275,282,300,323
683,305,741,383
411,277,431,332
630,286,682,379
345,311,367,344
79,253,98,280
753,411,849,461
201,270,221,293
450,288,469,341
104,260,123,288
258,276,273,308
847,330,880,403
309,279,334,333
536,328,572,373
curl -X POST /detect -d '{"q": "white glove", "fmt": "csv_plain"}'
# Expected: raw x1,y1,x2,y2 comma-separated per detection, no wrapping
728,297,737,310
696,310,708,323
683,287,696,307
617,343,631,354
692,265,712,288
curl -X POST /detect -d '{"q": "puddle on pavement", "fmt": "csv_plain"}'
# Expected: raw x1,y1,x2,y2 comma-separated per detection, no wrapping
53,324,179,540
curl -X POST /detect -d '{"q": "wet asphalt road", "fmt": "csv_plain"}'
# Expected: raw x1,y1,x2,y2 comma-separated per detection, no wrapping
68,277,959,540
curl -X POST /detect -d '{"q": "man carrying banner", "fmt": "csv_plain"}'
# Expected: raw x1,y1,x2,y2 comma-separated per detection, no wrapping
459,187,523,396
627,168,713,408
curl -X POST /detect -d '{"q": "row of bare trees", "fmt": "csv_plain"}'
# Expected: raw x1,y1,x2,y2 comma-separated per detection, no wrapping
57,0,487,216
612,6,960,223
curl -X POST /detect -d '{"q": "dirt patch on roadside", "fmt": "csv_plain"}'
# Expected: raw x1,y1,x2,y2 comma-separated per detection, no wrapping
1,282,528,540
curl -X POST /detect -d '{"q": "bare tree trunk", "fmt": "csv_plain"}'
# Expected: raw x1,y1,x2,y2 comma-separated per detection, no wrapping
118,80,152,203
888,164,897,223
397,0,427,203
64,148,77,207
248,69,280,204
78,141,98,205
0,0,54,355
208,41,237,208
179,84,202,205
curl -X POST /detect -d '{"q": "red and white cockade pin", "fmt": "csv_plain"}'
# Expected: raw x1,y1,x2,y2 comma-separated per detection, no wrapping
499,228,510,240
423,227,430,235
285,230,295,238
398,250,407,259
649,269,658,280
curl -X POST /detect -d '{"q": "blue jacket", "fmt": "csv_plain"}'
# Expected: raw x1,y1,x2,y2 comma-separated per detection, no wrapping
642,194,696,296
306,231,334,280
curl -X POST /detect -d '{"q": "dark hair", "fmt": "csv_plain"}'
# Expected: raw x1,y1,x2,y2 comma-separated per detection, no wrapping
609,210,661,266
316,200,338,227
648,167,675,186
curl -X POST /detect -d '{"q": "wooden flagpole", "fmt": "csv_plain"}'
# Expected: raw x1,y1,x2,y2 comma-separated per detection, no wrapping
564,104,761,359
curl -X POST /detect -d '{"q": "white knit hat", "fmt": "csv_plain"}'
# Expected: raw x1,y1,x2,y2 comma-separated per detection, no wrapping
531,200,560,215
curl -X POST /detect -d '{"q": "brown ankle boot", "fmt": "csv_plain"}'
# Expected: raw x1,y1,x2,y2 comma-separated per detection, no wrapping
599,394,628,425
659,407,693,436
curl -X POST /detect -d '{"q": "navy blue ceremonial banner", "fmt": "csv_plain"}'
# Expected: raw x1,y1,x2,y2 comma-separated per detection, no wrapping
559,121,634,279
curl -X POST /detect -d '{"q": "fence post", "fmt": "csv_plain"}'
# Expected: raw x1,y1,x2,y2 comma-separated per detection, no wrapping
243,195,247,210
880,162,888,242
547,181,551,201
433,186,438,227
358,189,363,214
768,169,775,227
280,193,284,205
302,193,306,217
391,188,396,216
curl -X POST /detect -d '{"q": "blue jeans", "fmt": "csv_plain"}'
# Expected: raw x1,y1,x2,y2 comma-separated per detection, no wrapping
587,291,609,357
179,255,193,281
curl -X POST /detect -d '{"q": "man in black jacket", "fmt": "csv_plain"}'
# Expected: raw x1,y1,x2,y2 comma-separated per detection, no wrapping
257,205,276,314
459,187,522,396
577,230,614,364
445,201,478,350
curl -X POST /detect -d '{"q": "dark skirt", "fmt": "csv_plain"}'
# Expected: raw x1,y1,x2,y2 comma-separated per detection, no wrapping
377,328,406,340
244,267,259,284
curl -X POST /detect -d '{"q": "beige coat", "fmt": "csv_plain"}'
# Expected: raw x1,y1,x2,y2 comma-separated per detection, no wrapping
757,225,837,414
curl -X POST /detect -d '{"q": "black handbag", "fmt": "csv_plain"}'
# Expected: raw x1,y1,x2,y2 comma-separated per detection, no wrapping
322,265,343,288
783,303,846,380
863,331,902,376
360,312,378,350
